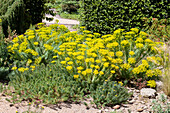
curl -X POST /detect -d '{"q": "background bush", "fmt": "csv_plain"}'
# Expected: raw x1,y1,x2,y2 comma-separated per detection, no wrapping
61,0,80,13
0,0,52,37
80,0,169,34
0,37,14,80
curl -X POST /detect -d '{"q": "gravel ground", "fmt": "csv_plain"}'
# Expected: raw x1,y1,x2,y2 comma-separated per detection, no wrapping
0,88,169,113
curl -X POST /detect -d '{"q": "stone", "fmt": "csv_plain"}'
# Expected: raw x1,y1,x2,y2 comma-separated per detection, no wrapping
143,106,148,110
128,100,135,104
136,90,140,93
97,110,102,113
140,88,156,98
137,108,143,112
113,105,120,109
156,81,163,91
140,101,145,104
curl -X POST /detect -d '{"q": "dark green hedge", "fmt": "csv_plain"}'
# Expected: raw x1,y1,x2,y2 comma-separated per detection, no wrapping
80,0,169,34
0,0,51,37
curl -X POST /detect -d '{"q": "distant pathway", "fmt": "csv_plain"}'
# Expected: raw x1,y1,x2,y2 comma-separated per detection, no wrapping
42,9,79,31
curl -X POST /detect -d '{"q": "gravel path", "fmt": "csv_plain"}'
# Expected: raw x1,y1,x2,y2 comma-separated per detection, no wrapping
42,10,79,32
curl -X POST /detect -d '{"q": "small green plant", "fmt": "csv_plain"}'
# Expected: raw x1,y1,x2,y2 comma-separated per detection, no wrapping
151,94,170,113
91,81,132,108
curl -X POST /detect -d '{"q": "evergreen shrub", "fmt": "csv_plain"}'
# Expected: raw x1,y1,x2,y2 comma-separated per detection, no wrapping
80,0,169,34
0,0,51,37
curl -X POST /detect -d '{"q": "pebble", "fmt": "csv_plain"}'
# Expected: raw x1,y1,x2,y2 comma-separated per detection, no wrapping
136,90,140,93
140,101,145,104
143,106,148,110
137,108,143,112
113,105,120,109
128,100,135,104
97,110,102,113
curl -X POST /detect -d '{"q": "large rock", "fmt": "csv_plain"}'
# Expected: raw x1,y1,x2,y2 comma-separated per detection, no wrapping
140,88,156,98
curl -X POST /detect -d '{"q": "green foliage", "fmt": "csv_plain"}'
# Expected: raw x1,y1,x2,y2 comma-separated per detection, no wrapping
0,0,26,37
46,0,80,13
8,64,85,104
6,63,131,107
61,0,80,13
0,0,52,37
8,24,165,87
80,0,169,34
151,94,170,113
0,37,13,80
7,23,69,69
143,18,170,44
91,81,131,108
59,12,80,20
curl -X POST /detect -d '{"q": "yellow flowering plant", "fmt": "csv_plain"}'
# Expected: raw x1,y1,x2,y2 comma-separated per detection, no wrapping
8,23,69,70
8,23,165,87
50,27,164,86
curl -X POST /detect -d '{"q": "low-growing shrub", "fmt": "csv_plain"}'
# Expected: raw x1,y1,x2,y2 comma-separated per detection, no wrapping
91,81,131,108
8,24,166,88
151,94,170,112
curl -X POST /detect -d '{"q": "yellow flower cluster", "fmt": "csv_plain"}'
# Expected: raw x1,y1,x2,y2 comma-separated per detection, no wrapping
8,24,164,84
147,80,156,88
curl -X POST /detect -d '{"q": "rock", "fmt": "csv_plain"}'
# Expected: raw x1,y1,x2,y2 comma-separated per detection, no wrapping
140,101,145,104
113,105,120,109
128,100,135,104
156,81,163,91
137,108,143,112
140,88,156,98
97,110,102,113
136,90,140,93
122,104,129,108
143,106,148,110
